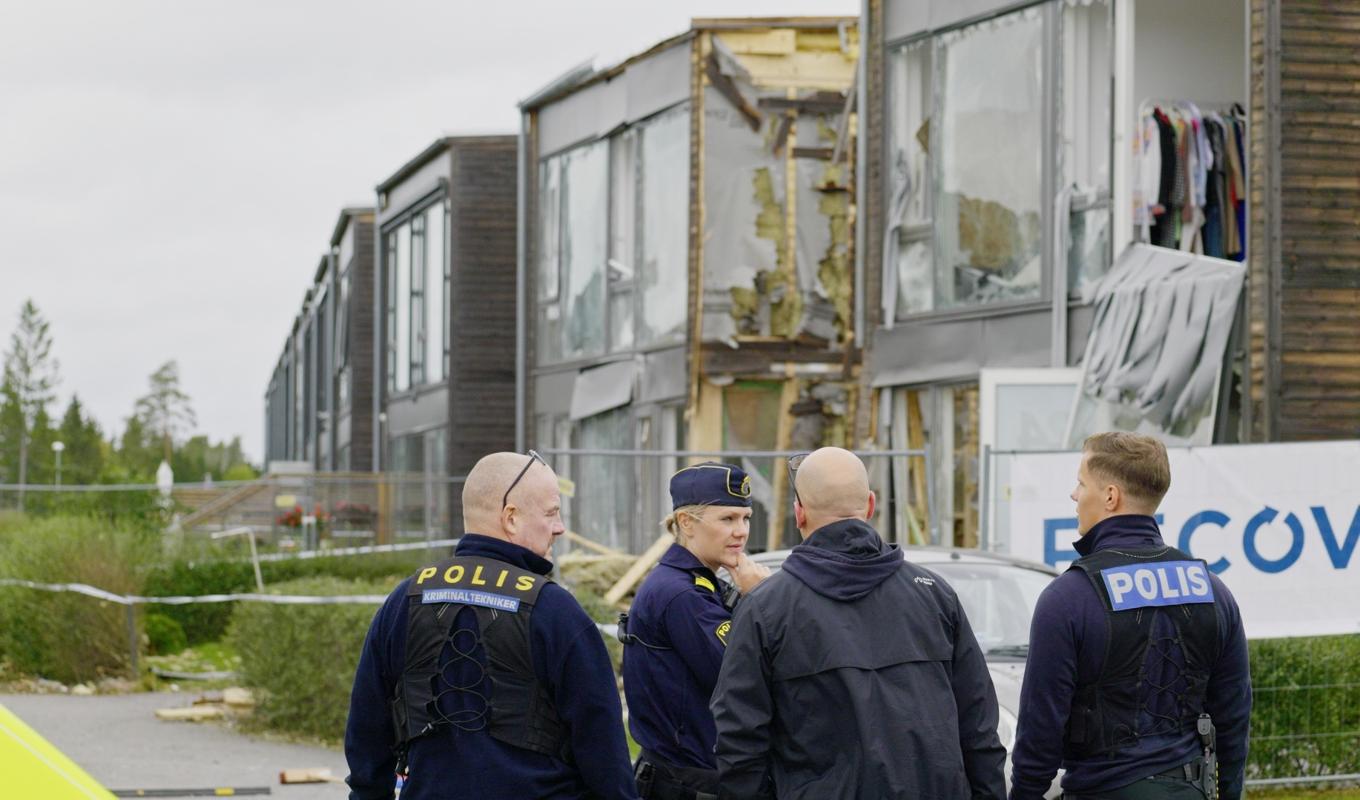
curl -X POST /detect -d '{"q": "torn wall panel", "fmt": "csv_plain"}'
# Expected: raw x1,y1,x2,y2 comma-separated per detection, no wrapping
702,86,787,343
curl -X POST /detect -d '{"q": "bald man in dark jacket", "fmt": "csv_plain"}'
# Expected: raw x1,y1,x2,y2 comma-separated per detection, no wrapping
711,447,1006,799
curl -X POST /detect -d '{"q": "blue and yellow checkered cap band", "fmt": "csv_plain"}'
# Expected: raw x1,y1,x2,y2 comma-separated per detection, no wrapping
669,462,753,509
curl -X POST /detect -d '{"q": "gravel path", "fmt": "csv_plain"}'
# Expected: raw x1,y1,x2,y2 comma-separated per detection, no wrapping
0,691,353,799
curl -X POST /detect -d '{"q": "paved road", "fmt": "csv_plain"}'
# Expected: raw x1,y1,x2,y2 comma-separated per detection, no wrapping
0,692,353,799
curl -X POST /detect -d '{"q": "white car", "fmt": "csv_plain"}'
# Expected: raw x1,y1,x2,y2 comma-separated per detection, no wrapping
747,545,1063,798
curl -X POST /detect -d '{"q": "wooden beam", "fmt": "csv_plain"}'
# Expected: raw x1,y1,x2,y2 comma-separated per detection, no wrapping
704,52,762,131
564,529,623,556
604,533,673,606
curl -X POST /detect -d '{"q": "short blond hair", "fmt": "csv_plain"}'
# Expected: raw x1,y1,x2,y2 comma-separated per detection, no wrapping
663,504,711,541
1083,432,1171,508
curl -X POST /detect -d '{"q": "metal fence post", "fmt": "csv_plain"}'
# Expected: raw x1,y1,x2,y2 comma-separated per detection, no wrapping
125,603,139,679
924,443,939,546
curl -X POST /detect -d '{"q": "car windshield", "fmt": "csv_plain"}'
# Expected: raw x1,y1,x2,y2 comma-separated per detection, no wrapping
926,562,1053,659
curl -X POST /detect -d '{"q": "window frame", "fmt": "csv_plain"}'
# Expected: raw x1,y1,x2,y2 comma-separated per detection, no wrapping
882,0,1114,324
535,100,692,368
381,189,448,396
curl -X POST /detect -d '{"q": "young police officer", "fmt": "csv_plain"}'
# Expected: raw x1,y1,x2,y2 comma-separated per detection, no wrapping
621,463,769,800
344,451,638,800
1010,433,1252,800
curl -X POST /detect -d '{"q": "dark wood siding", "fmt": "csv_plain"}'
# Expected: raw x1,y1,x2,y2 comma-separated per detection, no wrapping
1251,0,1360,441
349,217,376,470
447,137,519,527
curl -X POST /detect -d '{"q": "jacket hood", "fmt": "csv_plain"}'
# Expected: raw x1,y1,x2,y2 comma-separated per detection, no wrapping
781,519,903,601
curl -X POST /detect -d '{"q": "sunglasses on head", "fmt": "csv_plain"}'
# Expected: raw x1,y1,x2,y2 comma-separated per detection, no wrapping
503,450,548,510
786,452,810,505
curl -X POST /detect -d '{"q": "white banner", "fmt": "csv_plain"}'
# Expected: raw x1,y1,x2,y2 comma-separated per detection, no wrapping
993,441,1360,639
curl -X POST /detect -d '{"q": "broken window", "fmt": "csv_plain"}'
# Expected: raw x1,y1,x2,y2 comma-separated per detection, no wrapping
561,141,609,360
609,130,638,353
571,408,634,551
935,7,1044,309
886,39,934,318
638,104,689,346
1062,0,1113,297
537,156,564,363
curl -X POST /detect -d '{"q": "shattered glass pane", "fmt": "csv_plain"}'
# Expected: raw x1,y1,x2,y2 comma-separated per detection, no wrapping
895,238,933,318
1068,205,1111,299
561,141,609,360
638,104,689,346
935,8,1044,309
610,130,637,288
537,157,561,302
572,408,634,551
888,40,932,228
609,290,635,352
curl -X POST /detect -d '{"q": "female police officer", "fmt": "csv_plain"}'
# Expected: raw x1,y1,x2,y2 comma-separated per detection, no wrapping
620,462,770,800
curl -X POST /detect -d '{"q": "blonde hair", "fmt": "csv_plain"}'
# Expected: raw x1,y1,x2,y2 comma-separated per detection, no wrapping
663,503,712,541
1083,432,1171,508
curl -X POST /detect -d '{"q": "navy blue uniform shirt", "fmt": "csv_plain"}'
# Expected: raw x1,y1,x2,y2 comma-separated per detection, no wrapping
623,543,732,769
344,534,638,800
1009,515,1252,800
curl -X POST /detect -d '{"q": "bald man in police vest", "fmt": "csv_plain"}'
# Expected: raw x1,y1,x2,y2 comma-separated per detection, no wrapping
345,451,638,800
1009,433,1251,800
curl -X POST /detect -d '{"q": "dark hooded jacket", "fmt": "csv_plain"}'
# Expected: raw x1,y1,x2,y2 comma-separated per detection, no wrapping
710,519,1007,799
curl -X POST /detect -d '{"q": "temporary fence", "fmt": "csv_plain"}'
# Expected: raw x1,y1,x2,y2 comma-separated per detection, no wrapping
0,472,464,550
537,447,931,556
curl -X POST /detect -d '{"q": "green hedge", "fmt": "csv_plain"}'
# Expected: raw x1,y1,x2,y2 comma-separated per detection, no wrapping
0,515,156,683
144,550,432,644
226,576,386,742
1247,635,1360,780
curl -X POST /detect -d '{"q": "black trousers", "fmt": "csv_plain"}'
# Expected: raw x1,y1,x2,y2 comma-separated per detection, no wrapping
1064,765,1209,800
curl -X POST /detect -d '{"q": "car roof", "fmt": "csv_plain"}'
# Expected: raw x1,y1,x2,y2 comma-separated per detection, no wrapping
751,545,1059,577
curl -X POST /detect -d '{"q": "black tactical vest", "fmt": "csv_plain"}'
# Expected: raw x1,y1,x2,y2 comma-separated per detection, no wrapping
392,556,569,763
1064,545,1221,760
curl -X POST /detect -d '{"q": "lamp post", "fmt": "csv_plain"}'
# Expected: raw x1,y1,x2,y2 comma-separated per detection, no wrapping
51,441,64,486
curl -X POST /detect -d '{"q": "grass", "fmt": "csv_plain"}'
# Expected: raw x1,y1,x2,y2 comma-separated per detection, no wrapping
1249,789,1360,799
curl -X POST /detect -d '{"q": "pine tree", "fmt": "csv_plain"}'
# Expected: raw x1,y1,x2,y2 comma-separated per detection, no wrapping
58,396,105,485
133,361,196,464
1,300,60,510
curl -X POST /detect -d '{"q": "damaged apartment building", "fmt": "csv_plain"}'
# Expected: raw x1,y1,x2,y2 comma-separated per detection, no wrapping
264,207,375,474
858,0,1360,550
519,18,861,553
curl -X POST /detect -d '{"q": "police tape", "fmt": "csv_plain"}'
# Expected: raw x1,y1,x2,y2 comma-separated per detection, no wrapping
0,578,388,606
248,537,461,563
0,576,621,637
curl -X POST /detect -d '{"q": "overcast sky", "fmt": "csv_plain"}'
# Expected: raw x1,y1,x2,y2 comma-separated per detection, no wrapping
0,0,856,466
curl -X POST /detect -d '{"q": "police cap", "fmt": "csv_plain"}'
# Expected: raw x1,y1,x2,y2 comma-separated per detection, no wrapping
669,462,753,509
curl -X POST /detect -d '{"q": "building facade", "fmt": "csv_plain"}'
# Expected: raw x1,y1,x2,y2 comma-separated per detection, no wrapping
520,18,861,553
373,136,518,534
860,0,1359,549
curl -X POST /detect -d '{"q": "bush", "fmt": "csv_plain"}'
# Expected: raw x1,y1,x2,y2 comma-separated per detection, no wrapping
142,559,255,645
227,576,387,742
142,549,428,645
0,514,157,683
1248,635,1360,780
144,613,188,655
